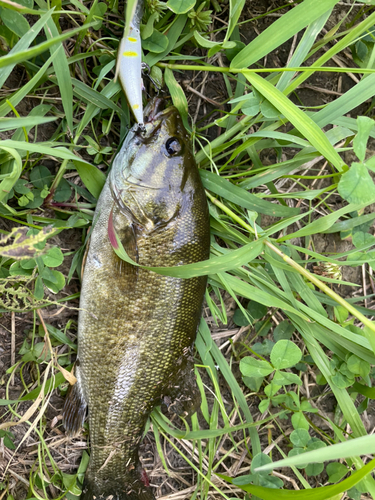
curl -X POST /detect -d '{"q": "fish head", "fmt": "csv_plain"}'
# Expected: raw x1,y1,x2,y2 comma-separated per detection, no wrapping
110,101,196,228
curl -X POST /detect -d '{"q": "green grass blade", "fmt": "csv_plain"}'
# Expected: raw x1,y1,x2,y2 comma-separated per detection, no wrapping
295,319,367,438
297,307,374,353
161,429,232,500
165,67,190,131
144,14,187,67
71,78,123,115
0,8,53,88
285,9,375,95
0,53,57,117
125,0,138,38
151,419,171,474
307,322,375,365
244,72,345,172
198,318,261,456
212,272,310,322
293,320,375,496
0,20,96,70
0,139,92,164
332,116,375,138
0,370,68,405
112,230,264,278
0,147,22,203
231,0,339,68
0,0,44,14
240,153,318,189
277,198,375,242
225,0,246,42
75,0,101,48
195,119,253,164
321,211,375,234
75,80,123,140
201,170,300,217
44,17,73,133
284,240,375,265
313,74,375,129
153,408,280,440
224,26,246,131
276,9,332,92
226,129,310,149
219,458,375,499
0,116,57,131
74,162,106,199
352,382,375,399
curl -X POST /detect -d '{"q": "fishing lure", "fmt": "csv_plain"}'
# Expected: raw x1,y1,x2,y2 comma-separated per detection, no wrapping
116,0,144,126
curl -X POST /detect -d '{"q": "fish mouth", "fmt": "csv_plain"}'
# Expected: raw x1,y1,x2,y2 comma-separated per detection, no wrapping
143,97,175,124
132,99,176,145
110,98,178,194
144,97,164,122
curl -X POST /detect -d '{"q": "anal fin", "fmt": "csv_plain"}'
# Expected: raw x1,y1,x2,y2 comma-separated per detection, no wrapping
162,355,201,418
62,378,87,437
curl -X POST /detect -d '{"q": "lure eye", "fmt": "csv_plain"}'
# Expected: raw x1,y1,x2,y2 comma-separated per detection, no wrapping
165,137,181,156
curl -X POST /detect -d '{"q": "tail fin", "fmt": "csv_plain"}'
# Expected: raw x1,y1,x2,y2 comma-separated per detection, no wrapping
81,471,154,500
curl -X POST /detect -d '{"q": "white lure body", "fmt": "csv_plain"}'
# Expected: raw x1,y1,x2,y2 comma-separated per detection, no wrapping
117,23,144,125
116,0,144,126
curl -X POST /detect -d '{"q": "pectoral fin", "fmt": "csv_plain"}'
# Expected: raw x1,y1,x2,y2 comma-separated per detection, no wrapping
119,223,138,264
108,205,139,279
62,374,87,437
115,225,139,280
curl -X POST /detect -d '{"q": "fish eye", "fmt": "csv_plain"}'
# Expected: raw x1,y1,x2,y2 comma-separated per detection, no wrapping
165,137,182,156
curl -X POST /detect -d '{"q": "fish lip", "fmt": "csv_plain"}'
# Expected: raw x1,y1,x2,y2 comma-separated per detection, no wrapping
143,97,164,122
133,105,175,144
143,97,175,124
151,106,175,122
109,99,177,196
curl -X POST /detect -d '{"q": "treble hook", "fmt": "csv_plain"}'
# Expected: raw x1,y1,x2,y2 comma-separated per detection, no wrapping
141,62,164,95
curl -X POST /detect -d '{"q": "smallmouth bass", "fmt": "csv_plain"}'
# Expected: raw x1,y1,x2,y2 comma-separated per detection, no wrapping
63,100,210,500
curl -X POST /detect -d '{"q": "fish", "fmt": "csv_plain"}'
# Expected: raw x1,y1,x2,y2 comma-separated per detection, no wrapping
116,0,144,125
62,98,210,500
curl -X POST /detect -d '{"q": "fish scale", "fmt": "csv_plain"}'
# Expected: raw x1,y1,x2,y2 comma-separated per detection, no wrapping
63,104,210,499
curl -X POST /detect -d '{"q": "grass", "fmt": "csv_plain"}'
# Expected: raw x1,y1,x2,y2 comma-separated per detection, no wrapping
1,0,375,499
